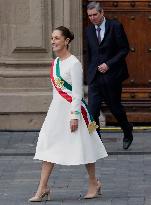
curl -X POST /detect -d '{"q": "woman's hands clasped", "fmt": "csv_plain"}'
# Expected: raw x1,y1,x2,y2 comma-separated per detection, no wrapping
70,119,78,132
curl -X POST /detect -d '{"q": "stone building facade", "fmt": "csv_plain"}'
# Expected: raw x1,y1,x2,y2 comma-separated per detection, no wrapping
0,0,83,130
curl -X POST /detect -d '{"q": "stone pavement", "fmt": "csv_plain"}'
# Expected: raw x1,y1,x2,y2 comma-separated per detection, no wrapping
0,129,151,205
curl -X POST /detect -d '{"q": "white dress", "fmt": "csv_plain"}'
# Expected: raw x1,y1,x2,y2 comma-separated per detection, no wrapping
34,55,108,165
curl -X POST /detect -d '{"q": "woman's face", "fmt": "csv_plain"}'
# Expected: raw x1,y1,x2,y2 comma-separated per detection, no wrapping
51,30,69,52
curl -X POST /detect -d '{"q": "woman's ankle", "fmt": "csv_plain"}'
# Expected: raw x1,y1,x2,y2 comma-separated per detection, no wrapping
37,185,48,192
88,177,97,185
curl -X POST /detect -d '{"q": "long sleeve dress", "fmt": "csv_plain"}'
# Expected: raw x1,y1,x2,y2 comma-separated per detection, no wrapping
34,55,108,165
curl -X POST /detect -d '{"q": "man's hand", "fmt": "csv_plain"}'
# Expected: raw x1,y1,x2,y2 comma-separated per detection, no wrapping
70,119,78,132
98,63,109,73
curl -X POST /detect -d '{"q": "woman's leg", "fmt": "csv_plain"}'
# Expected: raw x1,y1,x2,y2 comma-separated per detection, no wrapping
85,163,100,197
35,161,54,196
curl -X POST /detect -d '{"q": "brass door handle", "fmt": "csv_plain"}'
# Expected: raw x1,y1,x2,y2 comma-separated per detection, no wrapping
148,2,151,7
130,16,135,20
113,1,118,7
130,1,136,7
130,47,135,52
148,48,151,52
148,16,151,20
130,79,135,84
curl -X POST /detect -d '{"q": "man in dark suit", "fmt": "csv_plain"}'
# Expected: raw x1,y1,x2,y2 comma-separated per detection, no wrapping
85,1,133,149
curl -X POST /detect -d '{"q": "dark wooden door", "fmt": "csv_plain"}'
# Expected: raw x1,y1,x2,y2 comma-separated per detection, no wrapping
83,0,151,124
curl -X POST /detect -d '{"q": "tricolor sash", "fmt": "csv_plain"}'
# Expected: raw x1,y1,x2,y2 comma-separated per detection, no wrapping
50,58,98,134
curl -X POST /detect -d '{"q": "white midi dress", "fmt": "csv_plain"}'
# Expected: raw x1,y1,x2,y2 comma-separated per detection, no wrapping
34,55,108,165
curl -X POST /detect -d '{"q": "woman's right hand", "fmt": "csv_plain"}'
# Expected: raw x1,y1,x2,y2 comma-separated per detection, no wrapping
70,119,78,132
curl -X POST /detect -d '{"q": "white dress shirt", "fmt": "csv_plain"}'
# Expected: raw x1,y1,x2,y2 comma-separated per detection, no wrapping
95,17,106,42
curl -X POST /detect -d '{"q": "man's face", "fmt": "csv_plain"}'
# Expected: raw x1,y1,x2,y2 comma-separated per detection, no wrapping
87,8,104,26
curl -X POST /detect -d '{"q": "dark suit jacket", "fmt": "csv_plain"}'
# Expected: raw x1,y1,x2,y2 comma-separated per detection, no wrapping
85,18,130,85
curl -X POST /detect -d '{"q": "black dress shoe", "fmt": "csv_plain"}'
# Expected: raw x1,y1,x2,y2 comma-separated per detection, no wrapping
123,123,133,150
129,123,133,132
123,138,133,150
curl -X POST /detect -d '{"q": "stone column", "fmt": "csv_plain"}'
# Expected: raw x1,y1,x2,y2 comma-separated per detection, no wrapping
51,0,83,61
0,0,52,130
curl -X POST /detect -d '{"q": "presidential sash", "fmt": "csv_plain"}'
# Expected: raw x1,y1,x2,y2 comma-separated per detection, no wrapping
50,58,98,134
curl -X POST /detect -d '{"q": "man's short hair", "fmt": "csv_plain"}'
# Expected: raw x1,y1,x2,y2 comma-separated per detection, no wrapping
87,1,103,12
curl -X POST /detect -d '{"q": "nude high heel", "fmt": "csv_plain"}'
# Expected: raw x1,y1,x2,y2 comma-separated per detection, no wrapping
84,180,102,199
29,188,52,202
97,180,102,195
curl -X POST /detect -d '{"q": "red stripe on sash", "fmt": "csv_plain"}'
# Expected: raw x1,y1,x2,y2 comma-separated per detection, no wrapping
50,60,89,127
50,60,72,102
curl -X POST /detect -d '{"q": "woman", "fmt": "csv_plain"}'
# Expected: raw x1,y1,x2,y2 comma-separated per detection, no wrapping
29,26,108,202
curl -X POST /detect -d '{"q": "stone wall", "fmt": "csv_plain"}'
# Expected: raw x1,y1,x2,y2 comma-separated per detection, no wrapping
0,0,82,130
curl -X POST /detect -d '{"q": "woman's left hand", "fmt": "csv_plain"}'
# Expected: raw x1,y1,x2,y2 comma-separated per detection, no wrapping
70,119,78,132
